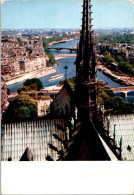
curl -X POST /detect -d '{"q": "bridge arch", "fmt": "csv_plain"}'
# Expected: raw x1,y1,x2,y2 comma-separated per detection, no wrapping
127,91,134,96
120,91,128,98
120,90,134,98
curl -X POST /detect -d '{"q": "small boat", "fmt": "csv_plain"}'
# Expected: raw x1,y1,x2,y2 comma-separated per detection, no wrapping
49,74,64,81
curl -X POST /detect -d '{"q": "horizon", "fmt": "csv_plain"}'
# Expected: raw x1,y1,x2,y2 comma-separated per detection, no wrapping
2,27,133,31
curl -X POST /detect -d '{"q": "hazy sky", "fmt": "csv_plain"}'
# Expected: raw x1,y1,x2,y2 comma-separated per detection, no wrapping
1,0,134,29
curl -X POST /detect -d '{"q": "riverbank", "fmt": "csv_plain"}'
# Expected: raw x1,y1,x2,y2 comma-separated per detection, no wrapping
55,54,76,60
48,38,77,46
98,64,134,86
41,85,62,91
6,67,56,86
51,39,134,86
8,85,62,97
6,38,77,86
8,38,131,94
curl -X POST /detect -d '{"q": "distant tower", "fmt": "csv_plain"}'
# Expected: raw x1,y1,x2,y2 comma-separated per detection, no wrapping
75,0,97,122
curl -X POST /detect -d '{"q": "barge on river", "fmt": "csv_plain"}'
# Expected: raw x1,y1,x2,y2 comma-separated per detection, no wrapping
49,74,64,81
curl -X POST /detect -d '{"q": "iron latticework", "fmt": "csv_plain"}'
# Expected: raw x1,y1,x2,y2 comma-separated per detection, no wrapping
75,0,97,122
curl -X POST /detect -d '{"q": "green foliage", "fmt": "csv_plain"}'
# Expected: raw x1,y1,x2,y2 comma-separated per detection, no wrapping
28,83,38,90
43,35,75,46
23,78,43,91
95,34,134,44
98,96,104,105
102,53,134,75
15,104,37,120
14,93,37,108
43,39,49,49
105,88,115,97
96,33,134,75
115,56,134,75
116,56,124,63
101,90,109,100
3,79,41,122
46,107,50,114
26,91,38,100
43,35,75,66
98,84,113,105
60,77,134,113
28,105,37,118
17,106,30,119
16,93,37,119
38,96,51,100
118,61,133,75
47,49,57,65
103,55,115,64
106,96,134,113
43,39,58,65
43,37,62,46
105,97,123,109
17,84,38,95
59,77,76,91
3,92,38,122
17,86,31,94
98,83,134,113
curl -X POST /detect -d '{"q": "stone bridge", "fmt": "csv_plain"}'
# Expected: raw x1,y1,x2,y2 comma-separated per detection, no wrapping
111,86,134,97
49,45,77,52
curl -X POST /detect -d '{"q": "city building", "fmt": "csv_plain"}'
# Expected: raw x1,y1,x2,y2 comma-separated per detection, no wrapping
1,76,9,117
1,35,47,81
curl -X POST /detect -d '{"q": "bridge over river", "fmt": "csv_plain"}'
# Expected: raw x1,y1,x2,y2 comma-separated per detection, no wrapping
49,45,77,52
111,86,134,97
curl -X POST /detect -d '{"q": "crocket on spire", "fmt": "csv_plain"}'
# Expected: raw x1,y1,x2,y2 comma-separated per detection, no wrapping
75,0,97,122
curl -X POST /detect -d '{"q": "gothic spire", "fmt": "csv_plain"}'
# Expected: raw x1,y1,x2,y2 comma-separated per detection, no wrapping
75,0,97,122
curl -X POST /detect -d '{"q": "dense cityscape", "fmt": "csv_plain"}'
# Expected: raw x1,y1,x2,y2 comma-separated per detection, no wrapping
1,0,134,162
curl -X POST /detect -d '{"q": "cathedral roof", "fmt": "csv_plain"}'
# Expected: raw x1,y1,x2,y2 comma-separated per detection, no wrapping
104,114,134,160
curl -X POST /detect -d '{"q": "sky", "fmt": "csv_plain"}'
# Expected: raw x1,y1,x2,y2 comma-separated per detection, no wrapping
1,0,134,30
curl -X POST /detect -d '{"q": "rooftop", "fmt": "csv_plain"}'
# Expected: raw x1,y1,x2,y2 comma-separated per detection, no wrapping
104,113,134,160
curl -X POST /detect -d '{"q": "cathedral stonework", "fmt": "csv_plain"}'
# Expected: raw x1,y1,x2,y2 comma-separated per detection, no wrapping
75,0,97,122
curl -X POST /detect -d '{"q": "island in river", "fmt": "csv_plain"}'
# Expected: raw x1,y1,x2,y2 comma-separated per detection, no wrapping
7,38,134,96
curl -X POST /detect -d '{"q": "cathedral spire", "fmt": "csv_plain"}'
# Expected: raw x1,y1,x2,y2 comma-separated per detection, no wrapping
75,0,97,122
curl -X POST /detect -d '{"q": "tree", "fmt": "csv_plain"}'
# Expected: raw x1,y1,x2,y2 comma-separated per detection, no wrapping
103,55,115,64
28,105,37,118
17,106,30,119
23,78,43,91
3,93,38,122
17,86,31,94
14,93,37,106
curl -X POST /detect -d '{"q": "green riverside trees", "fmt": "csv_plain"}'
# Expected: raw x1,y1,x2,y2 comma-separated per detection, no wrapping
3,78,43,122
23,78,43,91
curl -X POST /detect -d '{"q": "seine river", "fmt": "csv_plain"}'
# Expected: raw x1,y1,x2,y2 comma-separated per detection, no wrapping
8,39,134,103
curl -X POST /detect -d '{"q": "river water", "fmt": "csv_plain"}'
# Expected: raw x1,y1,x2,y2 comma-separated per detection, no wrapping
8,39,134,103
